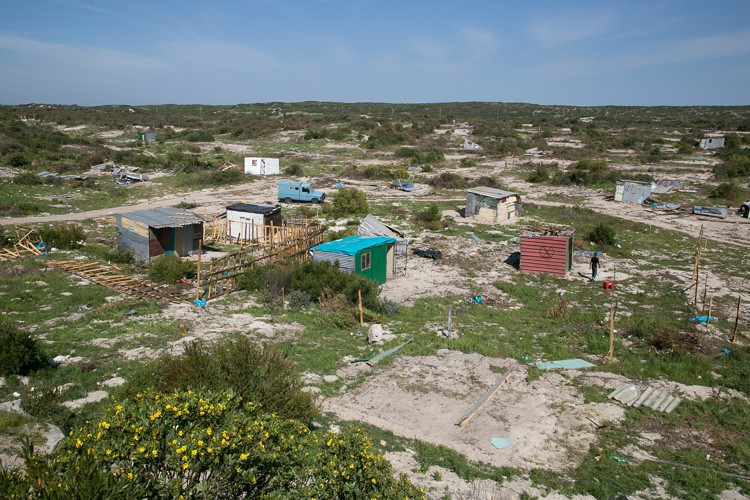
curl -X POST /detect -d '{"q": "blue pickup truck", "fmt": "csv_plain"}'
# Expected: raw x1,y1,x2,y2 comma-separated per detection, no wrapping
278,180,326,204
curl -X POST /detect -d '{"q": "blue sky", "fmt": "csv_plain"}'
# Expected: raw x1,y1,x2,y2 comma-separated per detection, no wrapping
1,0,749,106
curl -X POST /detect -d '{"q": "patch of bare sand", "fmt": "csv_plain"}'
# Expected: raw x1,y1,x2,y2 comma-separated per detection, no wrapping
323,350,625,472
381,250,468,305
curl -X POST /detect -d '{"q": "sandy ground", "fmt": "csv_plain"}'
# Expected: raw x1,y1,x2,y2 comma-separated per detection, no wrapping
324,350,625,472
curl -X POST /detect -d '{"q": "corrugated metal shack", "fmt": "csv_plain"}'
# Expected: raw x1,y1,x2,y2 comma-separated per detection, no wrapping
614,180,652,204
226,203,283,241
310,236,396,284
358,214,407,255
520,226,574,278
465,186,521,223
117,207,208,263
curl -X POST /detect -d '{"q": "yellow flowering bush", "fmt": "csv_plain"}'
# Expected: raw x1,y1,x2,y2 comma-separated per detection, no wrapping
3,389,422,499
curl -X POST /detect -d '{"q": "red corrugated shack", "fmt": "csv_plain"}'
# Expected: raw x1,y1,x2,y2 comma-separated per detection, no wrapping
520,226,575,277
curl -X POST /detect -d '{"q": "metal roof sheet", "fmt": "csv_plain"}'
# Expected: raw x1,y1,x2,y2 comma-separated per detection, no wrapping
358,214,405,239
311,236,396,256
466,186,519,199
120,207,209,229
226,203,280,215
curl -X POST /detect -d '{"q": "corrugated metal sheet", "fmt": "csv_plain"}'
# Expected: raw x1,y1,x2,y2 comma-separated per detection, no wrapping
117,228,150,263
358,214,407,255
226,203,280,215
608,384,681,413
614,180,652,204
119,207,209,229
466,186,518,199
520,235,570,277
311,251,355,274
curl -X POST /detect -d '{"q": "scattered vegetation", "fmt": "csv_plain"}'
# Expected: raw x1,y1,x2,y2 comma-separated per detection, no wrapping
38,223,85,249
147,255,196,283
329,187,369,216
0,318,47,376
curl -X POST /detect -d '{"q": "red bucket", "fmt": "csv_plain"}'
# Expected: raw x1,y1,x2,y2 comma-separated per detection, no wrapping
603,281,615,290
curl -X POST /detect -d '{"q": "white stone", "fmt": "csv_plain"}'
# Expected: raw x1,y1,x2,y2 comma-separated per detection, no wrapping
368,324,384,343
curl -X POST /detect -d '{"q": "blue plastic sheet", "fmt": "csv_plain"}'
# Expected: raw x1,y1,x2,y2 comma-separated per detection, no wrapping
193,298,207,307
689,315,716,323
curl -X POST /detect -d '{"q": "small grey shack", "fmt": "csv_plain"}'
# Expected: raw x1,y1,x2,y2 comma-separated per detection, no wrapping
117,207,208,263
465,186,521,223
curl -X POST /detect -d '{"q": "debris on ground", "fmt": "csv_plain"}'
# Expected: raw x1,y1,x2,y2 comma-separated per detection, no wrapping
608,384,682,413
530,359,596,371
412,248,442,260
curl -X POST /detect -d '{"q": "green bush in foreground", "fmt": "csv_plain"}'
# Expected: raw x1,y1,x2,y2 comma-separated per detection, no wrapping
2,390,423,499
588,223,616,246
0,318,47,376
118,337,316,423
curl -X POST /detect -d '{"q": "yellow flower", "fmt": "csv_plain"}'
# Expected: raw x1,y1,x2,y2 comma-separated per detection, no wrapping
240,453,249,461
151,449,158,457
371,478,376,484
182,462,189,470
127,473,133,480
206,428,213,436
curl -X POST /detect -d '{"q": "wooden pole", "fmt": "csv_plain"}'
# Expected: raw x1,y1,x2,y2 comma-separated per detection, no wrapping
457,370,513,428
702,276,708,314
694,268,700,306
607,302,615,363
358,289,364,326
732,295,741,343
692,226,703,285
195,239,202,300
706,294,713,327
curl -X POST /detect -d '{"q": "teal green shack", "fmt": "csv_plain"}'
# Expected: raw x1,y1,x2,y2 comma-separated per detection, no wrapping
310,236,396,284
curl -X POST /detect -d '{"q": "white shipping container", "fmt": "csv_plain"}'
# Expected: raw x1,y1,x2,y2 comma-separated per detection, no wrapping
244,157,280,175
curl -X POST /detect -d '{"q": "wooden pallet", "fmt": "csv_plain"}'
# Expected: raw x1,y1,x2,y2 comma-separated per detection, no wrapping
48,260,186,304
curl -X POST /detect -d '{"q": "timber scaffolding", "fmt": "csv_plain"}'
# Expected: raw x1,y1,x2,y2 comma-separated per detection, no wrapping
203,217,321,247
199,221,325,300
48,260,186,304
0,226,45,261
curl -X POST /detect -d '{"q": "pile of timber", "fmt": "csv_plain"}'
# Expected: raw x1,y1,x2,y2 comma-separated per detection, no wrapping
0,227,44,262
48,260,186,304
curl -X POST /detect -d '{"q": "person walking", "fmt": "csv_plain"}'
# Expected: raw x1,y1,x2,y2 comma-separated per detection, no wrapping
590,254,601,281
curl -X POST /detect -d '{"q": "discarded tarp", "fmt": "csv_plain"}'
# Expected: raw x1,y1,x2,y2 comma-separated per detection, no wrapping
412,248,442,260
575,250,603,257
608,383,681,413
352,339,413,366
530,359,596,370
90,161,117,173
689,315,717,323
693,206,727,219
650,202,681,210
113,167,147,184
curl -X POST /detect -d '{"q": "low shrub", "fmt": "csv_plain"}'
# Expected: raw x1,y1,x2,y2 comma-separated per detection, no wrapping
209,168,242,185
0,318,47,376
97,245,136,265
237,263,292,301
527,167,549,183
329,187,369,216
429,172,468,189
285,163,304,176
184,130,214,142
20,383,77,433
363,165,410,180
552,160,620,186
379,298,400,317
121,338,316,423
287,290,312,310
12,172,43,185
710,182,742,203
414,204,442,230
588,223,616,246
38,223,85,249
147,255,195,283
291,260,380,310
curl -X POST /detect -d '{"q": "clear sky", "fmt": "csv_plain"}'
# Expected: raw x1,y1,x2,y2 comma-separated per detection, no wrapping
1,0,749,106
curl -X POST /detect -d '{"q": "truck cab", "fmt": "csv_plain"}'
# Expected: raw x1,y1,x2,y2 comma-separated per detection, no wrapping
278,180,325,204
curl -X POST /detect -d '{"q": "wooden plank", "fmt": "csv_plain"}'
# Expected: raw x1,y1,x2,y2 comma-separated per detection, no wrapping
457,369,513,428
